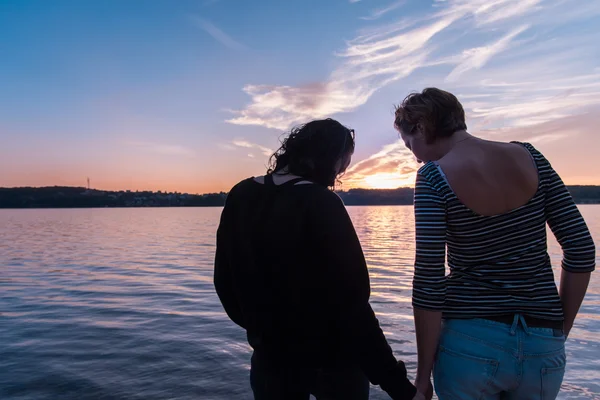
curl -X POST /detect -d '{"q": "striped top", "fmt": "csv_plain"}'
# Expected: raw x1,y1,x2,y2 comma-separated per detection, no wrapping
412,142,596,320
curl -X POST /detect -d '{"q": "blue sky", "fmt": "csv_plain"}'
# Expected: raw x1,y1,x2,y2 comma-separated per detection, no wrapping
1,0,599,192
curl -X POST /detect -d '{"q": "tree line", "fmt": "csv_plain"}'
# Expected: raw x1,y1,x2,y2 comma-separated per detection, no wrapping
1,185,600,208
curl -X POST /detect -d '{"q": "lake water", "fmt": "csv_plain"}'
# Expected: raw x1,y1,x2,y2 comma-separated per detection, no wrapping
1,206,599,400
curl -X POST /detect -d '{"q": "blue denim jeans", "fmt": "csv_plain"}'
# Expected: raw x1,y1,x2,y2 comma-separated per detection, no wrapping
434,315,566,400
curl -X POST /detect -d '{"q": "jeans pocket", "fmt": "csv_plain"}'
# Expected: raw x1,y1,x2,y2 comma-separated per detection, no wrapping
541,364,566,400
434,346,499,400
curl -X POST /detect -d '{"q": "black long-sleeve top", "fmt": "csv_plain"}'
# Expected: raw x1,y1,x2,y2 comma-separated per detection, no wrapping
214,177,416,399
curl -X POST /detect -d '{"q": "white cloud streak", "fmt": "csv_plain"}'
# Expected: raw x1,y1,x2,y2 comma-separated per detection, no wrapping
445,24,529,82
192,17,247,51
343,141,418,187
226,0,554,130
361,1,406,20
231,140,273,156
226,0,600,187
466,0,543,25
126,141,195,157
226,13,459,129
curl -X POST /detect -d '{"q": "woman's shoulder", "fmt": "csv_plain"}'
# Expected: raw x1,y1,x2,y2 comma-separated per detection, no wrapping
416,162,447,187
228,177,336,200
225,177,258,200
417,161,439,176
509,141,556,173
292,184,347,212
230,177,256,191
510,141,546,160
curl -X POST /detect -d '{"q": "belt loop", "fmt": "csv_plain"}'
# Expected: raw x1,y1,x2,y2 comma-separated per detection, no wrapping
519,314,530,335
553,328,564,337
510,314,519,335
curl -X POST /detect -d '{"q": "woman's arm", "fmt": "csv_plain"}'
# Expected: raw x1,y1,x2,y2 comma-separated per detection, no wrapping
543,161,595,336
214,192,245,328
560,271,591,337
311,190,417,400
412,171,447,391
413,309,441,387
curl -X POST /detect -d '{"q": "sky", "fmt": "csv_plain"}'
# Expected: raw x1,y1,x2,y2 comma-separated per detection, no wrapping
1,0,599,193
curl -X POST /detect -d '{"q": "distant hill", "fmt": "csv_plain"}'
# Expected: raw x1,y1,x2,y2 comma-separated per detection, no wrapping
0,187,227,208
339,186,600,206
1,185,599,208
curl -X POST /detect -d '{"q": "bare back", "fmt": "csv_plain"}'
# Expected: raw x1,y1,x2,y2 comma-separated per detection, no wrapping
436,138,539,216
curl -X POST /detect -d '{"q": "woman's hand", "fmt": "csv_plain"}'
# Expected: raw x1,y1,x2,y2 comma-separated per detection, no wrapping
560,271,591,340
412,391,426,400
414,377,433,400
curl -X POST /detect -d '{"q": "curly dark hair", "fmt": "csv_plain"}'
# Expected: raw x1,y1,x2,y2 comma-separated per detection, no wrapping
267,118,355,187
394,87,467,144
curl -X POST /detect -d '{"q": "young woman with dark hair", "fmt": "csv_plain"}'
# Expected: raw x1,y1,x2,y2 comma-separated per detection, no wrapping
214,119,419,400
395,88,595,399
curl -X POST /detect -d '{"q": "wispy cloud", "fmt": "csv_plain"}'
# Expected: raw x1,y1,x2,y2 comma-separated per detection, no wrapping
465,0,543,25
445,24,529,82
344,141,418,188
227,0,553,130
192,17,247,51
226,13,452,129
227,0,600,187
526,133,569,144
477,108,600,142
361,1,406,21
342,105,600,188
231,139,273,157
126,141,195,157
217,143,236,151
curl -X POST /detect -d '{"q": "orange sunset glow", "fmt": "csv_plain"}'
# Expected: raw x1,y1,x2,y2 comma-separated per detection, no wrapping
1,1,599,194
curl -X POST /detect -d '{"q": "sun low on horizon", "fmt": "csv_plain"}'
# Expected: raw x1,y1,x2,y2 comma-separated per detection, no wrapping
362,173,415,190
1,0,600,193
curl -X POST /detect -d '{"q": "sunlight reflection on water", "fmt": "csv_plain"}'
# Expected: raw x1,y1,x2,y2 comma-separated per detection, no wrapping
0,206,598,399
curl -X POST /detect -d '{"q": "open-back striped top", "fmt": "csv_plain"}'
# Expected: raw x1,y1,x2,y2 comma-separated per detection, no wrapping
412,142,596,320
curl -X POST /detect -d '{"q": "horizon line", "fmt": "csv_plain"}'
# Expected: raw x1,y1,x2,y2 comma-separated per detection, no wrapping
3,183,600,196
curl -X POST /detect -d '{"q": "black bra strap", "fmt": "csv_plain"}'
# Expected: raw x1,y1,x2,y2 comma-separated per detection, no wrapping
264,174,275,186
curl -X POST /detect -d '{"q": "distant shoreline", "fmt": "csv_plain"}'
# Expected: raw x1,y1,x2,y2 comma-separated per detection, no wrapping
4,205,600,211
2,185,600,208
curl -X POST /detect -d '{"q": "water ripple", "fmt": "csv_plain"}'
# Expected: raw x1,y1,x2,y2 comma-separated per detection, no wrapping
0,206,598,399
